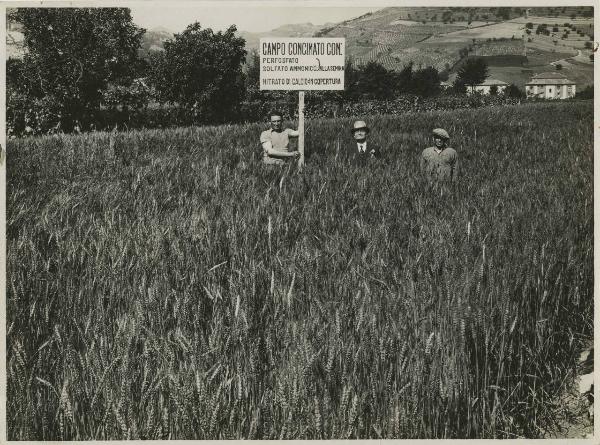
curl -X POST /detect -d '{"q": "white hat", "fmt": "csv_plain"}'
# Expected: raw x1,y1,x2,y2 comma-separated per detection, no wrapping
351,120,370,134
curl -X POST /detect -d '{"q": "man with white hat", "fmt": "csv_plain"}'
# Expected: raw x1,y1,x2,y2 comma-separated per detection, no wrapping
420,128,458,182
346,120,380,165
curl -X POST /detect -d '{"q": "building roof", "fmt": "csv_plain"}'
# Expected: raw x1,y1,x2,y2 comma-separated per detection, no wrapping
476,78,509,86
532,72,567,79
526,78,575,85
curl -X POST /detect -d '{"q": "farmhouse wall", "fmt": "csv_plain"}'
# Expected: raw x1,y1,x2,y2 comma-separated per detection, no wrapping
526,83,576,99
468,84,508,95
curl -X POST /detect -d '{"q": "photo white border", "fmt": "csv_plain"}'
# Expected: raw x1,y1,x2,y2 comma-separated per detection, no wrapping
0,0,597,444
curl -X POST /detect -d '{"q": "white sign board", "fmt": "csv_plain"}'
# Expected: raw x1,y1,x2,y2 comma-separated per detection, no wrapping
259,38,345,90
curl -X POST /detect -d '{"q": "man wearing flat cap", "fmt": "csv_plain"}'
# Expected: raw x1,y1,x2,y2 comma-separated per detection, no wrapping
345,120,380,165
420,128,458,182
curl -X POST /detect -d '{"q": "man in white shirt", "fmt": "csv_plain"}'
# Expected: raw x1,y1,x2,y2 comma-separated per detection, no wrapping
260,111,301,165
346,120,380,166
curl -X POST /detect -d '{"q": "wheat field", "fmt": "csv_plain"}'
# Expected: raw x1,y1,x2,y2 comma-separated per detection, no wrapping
6,101,593,439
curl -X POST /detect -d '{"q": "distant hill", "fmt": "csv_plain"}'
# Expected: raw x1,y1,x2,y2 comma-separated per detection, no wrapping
239,22,335,52
314,6,594,77
139,27,174,58
8,7,593,89
6,30,25,59
526,6,593,19
315,7,513,71
138,23,333,59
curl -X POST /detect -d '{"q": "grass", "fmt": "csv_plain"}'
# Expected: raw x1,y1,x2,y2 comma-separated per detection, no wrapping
6,100,594,440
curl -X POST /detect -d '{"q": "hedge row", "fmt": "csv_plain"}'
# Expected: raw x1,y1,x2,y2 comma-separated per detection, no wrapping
9,93,533,137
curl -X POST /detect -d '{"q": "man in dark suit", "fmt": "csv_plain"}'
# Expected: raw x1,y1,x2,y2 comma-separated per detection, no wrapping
345,120,380,165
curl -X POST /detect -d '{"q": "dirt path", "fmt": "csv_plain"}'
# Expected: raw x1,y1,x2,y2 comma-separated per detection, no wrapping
545,345,594,439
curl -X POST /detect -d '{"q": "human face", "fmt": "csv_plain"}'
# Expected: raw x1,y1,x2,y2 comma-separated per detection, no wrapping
433,136,447,149
353,129,367,142
270,115,283,131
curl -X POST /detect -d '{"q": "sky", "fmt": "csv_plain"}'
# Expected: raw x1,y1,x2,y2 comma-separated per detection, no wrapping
129,4,380,33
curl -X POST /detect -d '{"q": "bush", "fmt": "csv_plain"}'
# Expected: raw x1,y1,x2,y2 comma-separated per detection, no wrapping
575,85,593,99
102,79,153,111
505,83,525,99
8,94,529,137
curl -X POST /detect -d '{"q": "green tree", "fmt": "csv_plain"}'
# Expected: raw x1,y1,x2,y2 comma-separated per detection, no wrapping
8,7,145,132
150,22,247,124
495,7,511,20
395,62,414,94
411,67,441,97
356,61,397,99
489,84,498,95
575,85,593,99
342,59,362,101
454,58,489,93
244,49,262,101
505,83,524,98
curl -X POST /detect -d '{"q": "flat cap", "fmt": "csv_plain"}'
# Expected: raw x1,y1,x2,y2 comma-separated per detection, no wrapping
432,128,450,140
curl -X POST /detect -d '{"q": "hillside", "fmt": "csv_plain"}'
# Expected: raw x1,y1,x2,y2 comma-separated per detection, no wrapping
314,7,593,87
139,27,174,56
137,23,332,57
6,6,594,89
316,7,526,71
239,22,334,52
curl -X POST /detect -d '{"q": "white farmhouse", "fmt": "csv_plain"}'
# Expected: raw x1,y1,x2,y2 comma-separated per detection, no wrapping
466,79,508,95
525,72,576,99
440,81,453,91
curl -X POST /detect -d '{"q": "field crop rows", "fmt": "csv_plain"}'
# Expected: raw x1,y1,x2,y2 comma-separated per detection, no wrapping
390,48,459,71
6,101,593,440
353,35,460,71
353,43,397,69
374,31,420,46
474,40,524,56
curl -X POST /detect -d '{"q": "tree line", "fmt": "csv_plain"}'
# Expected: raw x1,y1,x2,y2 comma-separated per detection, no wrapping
6,8,547,136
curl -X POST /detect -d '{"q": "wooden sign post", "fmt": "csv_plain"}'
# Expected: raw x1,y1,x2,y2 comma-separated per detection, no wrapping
298,91,305,169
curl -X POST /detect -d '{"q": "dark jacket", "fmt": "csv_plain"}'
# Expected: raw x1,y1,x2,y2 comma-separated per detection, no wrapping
344,141,381,166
